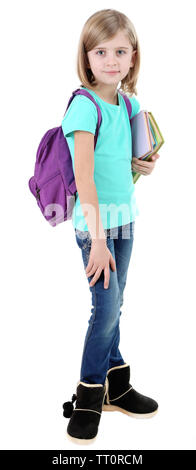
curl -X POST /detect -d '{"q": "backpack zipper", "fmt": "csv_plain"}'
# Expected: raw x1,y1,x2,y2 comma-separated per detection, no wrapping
35,170,61,200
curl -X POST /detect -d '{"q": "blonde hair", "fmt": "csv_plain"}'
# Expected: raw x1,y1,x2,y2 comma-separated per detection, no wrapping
76,9,140,97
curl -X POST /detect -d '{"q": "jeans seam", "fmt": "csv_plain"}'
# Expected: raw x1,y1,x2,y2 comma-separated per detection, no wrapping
80,284,97,376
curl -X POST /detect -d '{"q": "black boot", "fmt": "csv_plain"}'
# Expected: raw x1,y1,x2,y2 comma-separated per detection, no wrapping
63,381,107,444
103,364,158,418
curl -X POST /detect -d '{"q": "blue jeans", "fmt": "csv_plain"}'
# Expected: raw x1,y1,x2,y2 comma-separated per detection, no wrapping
74,221,135,386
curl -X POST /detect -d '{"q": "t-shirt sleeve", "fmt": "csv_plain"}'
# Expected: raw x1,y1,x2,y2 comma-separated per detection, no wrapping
129,96,140,119
61,95,98,137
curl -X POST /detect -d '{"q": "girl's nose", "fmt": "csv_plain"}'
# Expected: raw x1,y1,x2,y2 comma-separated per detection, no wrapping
105,52,118,63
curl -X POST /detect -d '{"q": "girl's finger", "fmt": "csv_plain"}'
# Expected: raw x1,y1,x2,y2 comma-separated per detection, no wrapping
85,261,93,273
104,266,110,289
136,160,153,169
89,267,102,286
133,161,154,172
86,263,97,277
150,154,158,161
132,165,144,172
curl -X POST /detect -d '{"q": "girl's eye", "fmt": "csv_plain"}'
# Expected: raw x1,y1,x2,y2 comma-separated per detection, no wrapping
96,50,126,56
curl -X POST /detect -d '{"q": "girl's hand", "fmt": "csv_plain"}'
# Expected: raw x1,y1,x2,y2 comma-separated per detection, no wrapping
131,153,160,175
85,240,116,289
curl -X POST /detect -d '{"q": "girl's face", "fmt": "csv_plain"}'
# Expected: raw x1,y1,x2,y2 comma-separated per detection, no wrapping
87,29,136,87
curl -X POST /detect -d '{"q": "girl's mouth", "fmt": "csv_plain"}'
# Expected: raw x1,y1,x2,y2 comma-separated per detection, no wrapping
105,71,119,74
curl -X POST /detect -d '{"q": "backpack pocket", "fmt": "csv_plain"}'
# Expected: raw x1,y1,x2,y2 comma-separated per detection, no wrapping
29,171,76,225
35,171,67,223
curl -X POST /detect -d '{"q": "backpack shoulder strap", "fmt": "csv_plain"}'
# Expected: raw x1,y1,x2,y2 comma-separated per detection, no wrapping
64,88,102,148
119,91,132,119
64,88,132,147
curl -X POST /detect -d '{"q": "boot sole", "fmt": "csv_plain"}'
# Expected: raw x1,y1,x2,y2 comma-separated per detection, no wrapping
66,431,97,445
102,404,158,418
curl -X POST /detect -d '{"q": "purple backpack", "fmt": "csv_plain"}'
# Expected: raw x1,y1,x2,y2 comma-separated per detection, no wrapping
28,87,132,227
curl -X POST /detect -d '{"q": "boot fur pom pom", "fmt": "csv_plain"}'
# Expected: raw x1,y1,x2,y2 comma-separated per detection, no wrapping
62,393,77,418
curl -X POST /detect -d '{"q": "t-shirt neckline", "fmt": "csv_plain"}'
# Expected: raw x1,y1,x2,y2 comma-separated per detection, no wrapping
81,86,120,108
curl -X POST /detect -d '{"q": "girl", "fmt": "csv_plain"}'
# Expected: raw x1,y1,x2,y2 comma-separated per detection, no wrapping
62,9,160,445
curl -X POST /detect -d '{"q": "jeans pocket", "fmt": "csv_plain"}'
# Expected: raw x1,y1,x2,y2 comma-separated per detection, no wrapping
75,229,91,250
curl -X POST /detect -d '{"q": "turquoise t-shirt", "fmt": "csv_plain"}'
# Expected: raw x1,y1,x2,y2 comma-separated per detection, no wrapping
61,86,140,231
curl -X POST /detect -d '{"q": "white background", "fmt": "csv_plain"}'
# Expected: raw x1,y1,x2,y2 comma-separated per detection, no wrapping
0,0,196,450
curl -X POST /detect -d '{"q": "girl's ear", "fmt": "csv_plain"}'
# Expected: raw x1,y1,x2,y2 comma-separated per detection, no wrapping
130,49,137,68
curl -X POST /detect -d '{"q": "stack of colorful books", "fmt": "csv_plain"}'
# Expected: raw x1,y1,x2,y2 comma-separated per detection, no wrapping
130,111,164,183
